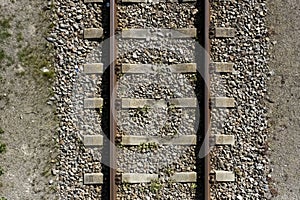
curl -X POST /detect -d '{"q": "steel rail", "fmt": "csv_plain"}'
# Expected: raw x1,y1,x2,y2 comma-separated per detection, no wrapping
204,0,211,199
109,0,117,199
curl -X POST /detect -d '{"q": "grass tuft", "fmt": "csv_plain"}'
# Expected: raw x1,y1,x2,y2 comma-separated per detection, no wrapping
16,32,24,43
150,178,163,193
17,45,54,81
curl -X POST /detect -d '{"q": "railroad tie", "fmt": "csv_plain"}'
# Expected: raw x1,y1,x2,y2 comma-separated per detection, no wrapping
121,0,196,3
121,0,148,2
122,173,158,183
83,135,103,147
84,173,104,185
210,62,234,73
84,28,104,39
213,170,235,182
170,172,197,183
121,172,197,184
83,63,104,74
121,63,196,74
121,98,197,109
213,97,235,108
84,98,103,109
121,28,197,39
84,0,103,3
214,134,235,146
121,135,197,146
215,27,236,38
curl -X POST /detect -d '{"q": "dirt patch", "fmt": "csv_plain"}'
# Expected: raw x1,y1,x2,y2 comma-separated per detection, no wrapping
0,0,56,199
267,0,299,199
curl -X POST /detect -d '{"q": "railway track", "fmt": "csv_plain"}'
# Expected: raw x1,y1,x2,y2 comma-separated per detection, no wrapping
50,0,272,198
80,0,211,199
78,0,238,199
111,0,210,199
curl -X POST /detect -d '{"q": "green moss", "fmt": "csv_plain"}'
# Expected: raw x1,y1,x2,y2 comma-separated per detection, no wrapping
50,0,55,10
0,32,11,42
167,103,178,113
0,49,13,67
130,105,150,118
0,49,5,62
0,18,11,29
163,167,174,176
0,142,6,153
137,105,150,113
41,165,52,177
138,142,158,152
0,166,3,176
47,22,55,31
15,21,23,30
121,181,130,191
0,18,11,43
16,71,25,76
5,55,14,66
0,127,6,154
42,70,55,79
16,32,24,42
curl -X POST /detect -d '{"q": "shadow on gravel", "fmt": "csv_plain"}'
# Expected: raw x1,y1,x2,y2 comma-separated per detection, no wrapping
195,0,207,199
100,1,111,199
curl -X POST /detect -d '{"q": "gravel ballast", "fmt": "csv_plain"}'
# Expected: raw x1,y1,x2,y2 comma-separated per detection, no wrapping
50,0,107,198
116,2,200,199
46,0,287,199
209,0,271,199
117,3,197,29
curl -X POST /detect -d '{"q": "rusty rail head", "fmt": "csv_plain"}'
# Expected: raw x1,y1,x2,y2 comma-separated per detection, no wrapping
110,0,117,199
204,0,211,200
